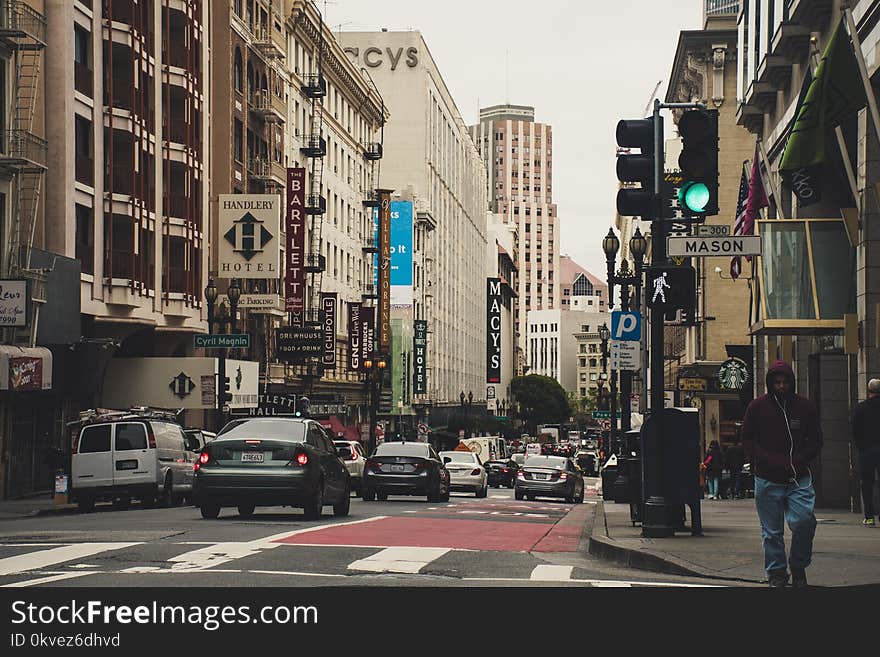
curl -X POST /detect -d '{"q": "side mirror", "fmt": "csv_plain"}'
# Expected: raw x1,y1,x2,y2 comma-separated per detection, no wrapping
443,456,451,464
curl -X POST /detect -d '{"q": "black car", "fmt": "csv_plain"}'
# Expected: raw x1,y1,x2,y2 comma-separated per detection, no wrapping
362,441,450,502
484,459,519,488
193,417,351,520
515,455,585,503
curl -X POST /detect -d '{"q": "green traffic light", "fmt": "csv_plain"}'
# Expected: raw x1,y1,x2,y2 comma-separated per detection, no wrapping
679,181,710,213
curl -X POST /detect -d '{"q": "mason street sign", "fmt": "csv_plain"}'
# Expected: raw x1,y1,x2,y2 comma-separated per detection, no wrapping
667,235,762,257
194,334,250,349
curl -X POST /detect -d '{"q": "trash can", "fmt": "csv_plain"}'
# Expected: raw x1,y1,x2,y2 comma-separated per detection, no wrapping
613,430,641,504
600,454,618,501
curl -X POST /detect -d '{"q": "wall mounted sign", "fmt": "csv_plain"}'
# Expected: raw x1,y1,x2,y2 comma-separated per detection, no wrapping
0,279,28,327
486,278,502,384
285,168,306,322
218,195,280,278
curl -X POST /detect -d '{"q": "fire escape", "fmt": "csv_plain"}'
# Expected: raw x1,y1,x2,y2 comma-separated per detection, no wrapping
297,12,328,381
0,1,47,347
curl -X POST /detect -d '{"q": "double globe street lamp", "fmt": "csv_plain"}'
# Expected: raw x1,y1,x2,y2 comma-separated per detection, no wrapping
363,355,387,456
204,277,241,430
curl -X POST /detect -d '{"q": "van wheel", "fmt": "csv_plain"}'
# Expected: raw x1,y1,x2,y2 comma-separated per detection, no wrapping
237,504,255,518
200,502,221,519
160,476,174,508
78,497,95,513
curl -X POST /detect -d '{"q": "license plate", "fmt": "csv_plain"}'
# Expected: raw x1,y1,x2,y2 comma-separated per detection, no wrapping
391,464,404,472
536,473,548,480
116,460,138,470
241,452,264,463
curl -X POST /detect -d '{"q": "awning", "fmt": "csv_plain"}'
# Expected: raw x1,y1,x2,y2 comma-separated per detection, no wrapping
319,415,361,441
0,346,52,391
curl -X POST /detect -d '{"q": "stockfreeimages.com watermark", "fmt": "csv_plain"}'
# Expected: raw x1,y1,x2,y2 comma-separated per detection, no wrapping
10,599,318,633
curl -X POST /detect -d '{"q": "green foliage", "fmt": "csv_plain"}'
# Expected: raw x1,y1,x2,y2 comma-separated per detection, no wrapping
511,375,571,432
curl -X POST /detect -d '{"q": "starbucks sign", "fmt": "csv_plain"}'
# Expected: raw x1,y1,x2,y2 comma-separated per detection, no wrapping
719,357,750,391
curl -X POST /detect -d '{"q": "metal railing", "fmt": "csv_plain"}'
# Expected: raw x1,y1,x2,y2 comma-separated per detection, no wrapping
2,129,47,168
705,0,739,16
0,0,47,45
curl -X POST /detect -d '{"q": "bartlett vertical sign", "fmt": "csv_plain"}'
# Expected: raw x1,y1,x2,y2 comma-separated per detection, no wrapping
486,278,502,384
285,167,306,323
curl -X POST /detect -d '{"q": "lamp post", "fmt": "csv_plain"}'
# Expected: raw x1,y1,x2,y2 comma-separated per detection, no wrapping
364,354,386,455
203,278,241,432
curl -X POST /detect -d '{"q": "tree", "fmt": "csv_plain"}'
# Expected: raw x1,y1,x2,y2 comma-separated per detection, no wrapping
510,374,571,434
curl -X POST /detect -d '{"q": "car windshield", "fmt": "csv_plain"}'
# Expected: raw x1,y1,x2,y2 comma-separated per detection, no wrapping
374,442,430,458
439,451,477,463
215,418,306,442
524,455,566,469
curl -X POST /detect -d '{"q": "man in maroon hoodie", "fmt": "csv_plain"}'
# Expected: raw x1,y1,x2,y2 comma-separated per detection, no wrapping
741,360,822,588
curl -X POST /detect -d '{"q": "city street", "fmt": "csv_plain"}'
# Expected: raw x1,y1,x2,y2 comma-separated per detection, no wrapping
0,482,746,588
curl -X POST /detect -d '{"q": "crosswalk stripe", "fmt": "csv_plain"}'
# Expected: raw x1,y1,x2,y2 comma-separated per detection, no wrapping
0,543,141,576
348,547,451,574
530,564,573,581
3,572,93,588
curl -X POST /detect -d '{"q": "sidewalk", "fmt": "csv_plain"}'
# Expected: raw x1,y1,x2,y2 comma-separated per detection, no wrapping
589,496,880,587
0,494,77,520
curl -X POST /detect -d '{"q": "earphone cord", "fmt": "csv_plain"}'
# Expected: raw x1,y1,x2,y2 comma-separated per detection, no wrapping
774,395,813,490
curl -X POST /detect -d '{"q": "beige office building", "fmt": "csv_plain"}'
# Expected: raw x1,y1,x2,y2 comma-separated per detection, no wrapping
469,105,560,369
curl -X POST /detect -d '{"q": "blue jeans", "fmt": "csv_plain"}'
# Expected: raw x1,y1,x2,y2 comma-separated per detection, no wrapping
754,475,817,573
707,477,719,498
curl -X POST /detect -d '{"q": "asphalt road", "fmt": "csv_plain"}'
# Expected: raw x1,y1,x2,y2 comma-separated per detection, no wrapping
0,482,755,588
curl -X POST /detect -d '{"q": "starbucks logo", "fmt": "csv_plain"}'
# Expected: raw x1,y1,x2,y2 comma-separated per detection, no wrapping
719,357,750,391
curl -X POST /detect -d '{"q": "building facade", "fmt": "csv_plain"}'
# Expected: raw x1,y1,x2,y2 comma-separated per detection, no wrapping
526,308,606,395
734,0,875,508
340,30,488,410
469,105,560,372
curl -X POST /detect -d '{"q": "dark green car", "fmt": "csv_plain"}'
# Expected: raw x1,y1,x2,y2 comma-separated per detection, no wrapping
193,418,350,520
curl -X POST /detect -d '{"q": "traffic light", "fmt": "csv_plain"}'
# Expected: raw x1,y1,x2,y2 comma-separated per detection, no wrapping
222,376,231,404
295,396,310,417
646,266,696,312
378,389,393,415
677,109,719,216
616,117,657,219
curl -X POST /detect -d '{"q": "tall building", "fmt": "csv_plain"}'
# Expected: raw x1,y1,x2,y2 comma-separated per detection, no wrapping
340,30,488,410
469,104,560,369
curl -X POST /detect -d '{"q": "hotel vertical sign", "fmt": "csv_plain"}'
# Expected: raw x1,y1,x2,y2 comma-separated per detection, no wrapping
377,190,392,352
486,278,502,384
321,292,336,370
285,167,306,325
413,319,427,394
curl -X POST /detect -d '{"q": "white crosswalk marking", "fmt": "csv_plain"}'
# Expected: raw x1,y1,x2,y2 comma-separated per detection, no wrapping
348,547,451,574
0,543,141,576
4,573,93,588
530,565,573,581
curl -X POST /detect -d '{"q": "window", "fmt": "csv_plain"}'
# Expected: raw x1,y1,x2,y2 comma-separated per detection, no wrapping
75,115,91,158
75,204,94,274
579,358,586,367
234,119,243,162
590,358,597,368
154,423,185,451
78,425,111,453
581,325,589,332
115,423,148,451
234,48,243,92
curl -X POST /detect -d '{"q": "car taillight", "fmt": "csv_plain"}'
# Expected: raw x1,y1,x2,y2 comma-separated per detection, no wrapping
413,461,426,470
517,470,525,478
470,468,481,475
199,452,210,464
502,468,510,473
295,452,309,466
559,472,568,480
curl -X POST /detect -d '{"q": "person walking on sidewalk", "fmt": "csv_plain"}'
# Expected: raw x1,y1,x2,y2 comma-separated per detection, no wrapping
703,441,723,500
741,360,823,588
726,442,746,499
850,378,880,527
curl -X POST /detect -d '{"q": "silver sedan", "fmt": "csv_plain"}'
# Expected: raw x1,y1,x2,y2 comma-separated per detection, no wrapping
439,451,488,498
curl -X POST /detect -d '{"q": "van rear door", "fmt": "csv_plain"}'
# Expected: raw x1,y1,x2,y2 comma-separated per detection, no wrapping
72,424,113,490
112,422,155,487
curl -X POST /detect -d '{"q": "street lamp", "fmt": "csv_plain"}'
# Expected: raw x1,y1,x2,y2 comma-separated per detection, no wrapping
227,278,241,334
364,354,386,455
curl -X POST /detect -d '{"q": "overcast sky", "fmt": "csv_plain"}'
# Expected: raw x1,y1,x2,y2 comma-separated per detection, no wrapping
330,0,704,278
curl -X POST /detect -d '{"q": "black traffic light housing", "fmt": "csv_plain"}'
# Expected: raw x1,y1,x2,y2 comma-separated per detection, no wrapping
677,109,719,217
295,396,310,417
221,376,231,405
646,266,696,313
615,117,656,219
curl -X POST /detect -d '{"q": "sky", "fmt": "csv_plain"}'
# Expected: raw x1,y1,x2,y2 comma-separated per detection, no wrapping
328,0,704,278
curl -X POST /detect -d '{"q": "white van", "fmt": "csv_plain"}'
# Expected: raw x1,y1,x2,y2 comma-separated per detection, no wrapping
71,409,195,512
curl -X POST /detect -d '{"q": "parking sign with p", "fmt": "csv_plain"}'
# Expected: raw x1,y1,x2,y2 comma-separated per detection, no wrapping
611,311,641,341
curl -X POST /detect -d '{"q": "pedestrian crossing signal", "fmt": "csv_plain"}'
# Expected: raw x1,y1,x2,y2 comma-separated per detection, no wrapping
647,266,696,312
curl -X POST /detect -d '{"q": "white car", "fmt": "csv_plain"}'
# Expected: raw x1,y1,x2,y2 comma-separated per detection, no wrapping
439,451,488,497
334,440,367,493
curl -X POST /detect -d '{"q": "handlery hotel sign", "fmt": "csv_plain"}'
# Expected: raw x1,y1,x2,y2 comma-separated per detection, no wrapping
217,195,280,278
486,278,502,384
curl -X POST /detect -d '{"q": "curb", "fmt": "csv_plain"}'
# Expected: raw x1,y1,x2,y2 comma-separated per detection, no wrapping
0,505,78,520
587,501,761,583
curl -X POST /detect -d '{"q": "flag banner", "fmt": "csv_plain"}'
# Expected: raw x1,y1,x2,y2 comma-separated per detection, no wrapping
731,145,767,280
785,69,822,207
730,165,749,280
779,17,866,175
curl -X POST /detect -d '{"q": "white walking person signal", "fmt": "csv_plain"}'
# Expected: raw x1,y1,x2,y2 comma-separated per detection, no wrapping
652,272,670,304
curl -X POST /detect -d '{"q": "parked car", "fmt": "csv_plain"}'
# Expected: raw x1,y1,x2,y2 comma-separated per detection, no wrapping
439,451,489,497
193,417,350,520
362,441,450,502
515,455,585,503
71,408,195,512
484,459,518,488
334,440,367,494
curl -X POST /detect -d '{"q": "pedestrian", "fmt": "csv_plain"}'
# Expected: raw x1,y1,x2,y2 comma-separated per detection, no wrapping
741,360,822,588
726,442,746,499
850,378,880,527
703,441,723,499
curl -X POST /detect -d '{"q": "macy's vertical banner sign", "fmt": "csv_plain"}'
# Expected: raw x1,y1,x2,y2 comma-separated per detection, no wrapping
347,302,361,371
486,278,502,384
285,167,306,323
321,292,336,370
413,319,427,394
